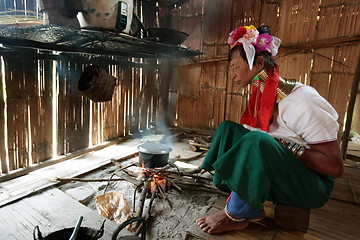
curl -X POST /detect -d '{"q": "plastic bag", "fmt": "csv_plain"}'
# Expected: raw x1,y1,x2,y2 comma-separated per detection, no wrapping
94,191,132,225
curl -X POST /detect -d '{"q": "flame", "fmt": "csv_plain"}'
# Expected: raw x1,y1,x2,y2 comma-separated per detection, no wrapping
149,174,167,193
150,180,155,192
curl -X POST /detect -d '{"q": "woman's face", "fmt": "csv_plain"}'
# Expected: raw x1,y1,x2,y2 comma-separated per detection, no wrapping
229,50,260,88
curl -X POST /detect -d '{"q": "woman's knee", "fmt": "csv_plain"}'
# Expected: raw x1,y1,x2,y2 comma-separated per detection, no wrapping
217,121,248,134
218,120,239,130
240,131,274,145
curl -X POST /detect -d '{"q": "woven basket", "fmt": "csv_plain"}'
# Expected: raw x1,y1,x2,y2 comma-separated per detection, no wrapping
78,64,117,102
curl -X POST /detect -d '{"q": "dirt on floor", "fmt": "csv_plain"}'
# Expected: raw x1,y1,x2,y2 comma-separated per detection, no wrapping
58,141,222,239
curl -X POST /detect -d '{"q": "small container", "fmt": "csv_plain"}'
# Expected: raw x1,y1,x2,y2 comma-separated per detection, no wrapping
76,0,133,33
137,142,172,168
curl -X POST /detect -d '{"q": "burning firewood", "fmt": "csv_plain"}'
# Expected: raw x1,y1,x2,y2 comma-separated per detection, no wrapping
110,157,226,237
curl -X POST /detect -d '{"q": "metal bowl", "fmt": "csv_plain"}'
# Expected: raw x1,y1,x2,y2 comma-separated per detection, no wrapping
146,28,189,45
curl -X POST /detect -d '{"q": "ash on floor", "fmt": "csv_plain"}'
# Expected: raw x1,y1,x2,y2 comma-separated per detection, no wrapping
59,160,221,240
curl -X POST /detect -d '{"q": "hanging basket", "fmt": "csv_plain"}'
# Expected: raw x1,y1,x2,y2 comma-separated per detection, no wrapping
78,64,117,102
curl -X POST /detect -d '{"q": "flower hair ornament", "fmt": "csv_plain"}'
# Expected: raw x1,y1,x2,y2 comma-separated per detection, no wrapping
228,25,281,132
228,25,281,70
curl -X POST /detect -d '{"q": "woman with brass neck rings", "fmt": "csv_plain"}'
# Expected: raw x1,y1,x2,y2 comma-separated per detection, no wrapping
196,25,343,234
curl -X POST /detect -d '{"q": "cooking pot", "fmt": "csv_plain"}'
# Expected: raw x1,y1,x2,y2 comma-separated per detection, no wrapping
33,220,105,240
137,142,172,168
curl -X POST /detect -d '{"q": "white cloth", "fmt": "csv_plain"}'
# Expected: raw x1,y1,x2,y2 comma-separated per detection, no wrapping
268,83,339,147
244,82,339,148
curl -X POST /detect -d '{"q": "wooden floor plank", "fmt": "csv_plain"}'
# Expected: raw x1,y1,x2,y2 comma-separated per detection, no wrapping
0,187,131,240
271,201,359,240
331,177,355,203
0,139,141,206
1,133,360,240
0,205,29,240
186,165,360,240
188,206,277,240
349,179,360,204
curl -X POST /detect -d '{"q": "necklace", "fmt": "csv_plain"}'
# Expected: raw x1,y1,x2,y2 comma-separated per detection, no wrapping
255,70,297,102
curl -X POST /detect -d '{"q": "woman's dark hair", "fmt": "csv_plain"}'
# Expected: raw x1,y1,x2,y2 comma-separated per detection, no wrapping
229,25,277,70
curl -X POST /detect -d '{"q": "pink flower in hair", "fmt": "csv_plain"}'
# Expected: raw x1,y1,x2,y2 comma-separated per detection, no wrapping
256,33,273,52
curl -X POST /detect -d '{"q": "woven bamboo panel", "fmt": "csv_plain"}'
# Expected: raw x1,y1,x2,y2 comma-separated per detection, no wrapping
177,96,200,128
176,63,201,128
171,0,204,54
278,0,321,44
0,1,163,175
133,66,141,133
199,61,228,128
139,66,154,130
4,57,31,171
123,66,134,136
114,67,125,136
329,45,359,133
56,62,88,155
309,47,337,100
172,0,360,133
316,0,360,40
102,65,123,140
277,51,313,84
178,64,201,98
57,62,68,154
0,0,359,175
90,101,99,146
142,0,157,29
230,0,261,29
27,60,53,164
225,94,245,123
202,0,233,56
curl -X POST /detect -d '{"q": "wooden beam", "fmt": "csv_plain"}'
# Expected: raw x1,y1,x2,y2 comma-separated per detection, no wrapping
341,50,360,159
282,35,360,50
177,35,360,66
0,47,157,69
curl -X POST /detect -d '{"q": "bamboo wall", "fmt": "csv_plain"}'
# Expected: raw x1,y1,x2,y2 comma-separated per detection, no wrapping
170,0,360,136
0,0,359,175
0,0,162,175
0,56,161,174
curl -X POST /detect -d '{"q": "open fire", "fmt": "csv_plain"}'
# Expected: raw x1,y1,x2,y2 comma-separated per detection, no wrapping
109,153,226,234
140,162,169,198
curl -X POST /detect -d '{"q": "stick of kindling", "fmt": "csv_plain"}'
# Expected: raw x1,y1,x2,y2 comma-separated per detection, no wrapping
50,177,125,183
135,180,150,218
174,183,228,196
134,184,157,236
157,184,173,208
147,184,158,217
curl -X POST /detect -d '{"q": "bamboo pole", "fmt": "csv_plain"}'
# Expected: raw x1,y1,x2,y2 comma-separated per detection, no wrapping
341,52,360,160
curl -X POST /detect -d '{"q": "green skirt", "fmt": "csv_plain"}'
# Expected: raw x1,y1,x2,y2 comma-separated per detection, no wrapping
201,121,334,209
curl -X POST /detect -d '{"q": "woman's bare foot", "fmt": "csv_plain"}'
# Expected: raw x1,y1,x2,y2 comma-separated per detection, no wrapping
195,209,249,234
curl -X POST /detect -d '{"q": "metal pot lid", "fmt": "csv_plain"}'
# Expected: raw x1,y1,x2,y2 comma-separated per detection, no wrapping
137,142,172,154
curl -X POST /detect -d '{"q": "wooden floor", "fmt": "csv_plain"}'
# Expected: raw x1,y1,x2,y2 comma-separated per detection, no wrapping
186,163,360,240
347,141,360,161
0,137,359,240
